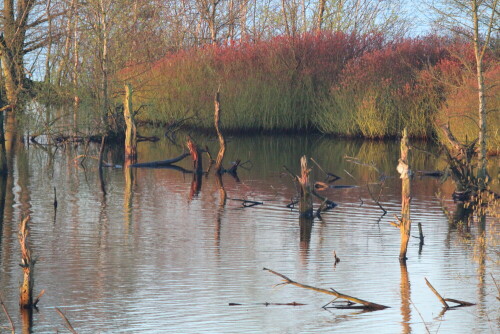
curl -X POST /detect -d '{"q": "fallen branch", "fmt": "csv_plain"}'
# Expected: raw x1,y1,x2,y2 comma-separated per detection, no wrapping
130,152,190,168
425,278,475,309
263,268,389,310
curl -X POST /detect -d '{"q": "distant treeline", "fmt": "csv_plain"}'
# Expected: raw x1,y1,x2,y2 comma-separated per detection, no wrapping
120,32,499,145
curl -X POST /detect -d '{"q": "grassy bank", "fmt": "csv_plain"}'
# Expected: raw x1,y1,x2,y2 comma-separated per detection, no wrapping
119,32,499,144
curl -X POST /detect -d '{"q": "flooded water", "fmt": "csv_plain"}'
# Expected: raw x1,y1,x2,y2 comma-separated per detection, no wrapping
0,132,498,333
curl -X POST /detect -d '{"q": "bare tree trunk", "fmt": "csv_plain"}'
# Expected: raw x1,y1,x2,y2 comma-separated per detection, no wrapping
397,128,411,261
124,84,137,161
471,0,496,187
317,0,326,31
281,0,290,36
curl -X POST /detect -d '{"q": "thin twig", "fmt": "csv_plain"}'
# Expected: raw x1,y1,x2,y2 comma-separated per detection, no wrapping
0,295,15,334
55,307,78,334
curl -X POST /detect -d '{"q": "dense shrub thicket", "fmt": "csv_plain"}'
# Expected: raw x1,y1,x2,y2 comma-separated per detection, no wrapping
120,32,499,146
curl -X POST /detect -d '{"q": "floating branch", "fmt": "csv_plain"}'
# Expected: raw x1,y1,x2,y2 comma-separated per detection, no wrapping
230,198,263,208
229,302,306,306
425,278,475,309
263,268,389,310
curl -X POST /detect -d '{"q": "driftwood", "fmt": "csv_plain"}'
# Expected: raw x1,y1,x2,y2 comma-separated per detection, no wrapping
263,268,389,310
425,278,475,309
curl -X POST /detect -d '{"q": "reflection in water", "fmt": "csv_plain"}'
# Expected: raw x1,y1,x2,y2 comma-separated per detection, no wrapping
20,307,33,334
0,175,6,242
189,171,202,200
124,164,135,231
0,133,497,333
214,173,226,249
299,216,313,261
399,263,411,334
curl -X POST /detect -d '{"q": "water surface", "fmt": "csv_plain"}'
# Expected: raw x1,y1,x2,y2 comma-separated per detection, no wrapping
0,133,498,333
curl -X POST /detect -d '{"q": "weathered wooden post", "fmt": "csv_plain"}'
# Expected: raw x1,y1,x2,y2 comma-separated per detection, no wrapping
299,156,313,218
19,216,35,308
397,128,411,261
124,83,137,161
214,90,225,175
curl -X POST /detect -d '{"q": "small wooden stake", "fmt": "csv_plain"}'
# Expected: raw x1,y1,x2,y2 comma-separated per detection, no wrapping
124,83,137,160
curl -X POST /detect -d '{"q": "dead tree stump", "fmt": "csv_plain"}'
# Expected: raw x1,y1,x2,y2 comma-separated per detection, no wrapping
397,128,411,261
187,137,203,174
214,91,225,175
299,156,314,218
124,83,137,161
19,216,36,308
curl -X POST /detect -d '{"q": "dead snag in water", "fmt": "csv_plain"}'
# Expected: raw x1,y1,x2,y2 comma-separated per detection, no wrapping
19,216,39,308
214,90,226,175
124,84,137,160
396,128,412,262
283,156,315,218
425,278,475,309
187,136,203,174
263,268,388,310
284,157,336,218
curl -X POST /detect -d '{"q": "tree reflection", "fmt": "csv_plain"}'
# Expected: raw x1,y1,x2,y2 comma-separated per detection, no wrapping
299,216,313,261
399,262,411,334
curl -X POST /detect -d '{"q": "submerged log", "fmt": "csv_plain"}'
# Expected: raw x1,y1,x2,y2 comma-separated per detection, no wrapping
263,268,389,310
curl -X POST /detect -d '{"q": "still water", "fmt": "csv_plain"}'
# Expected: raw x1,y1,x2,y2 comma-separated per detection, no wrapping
0,132,498,333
